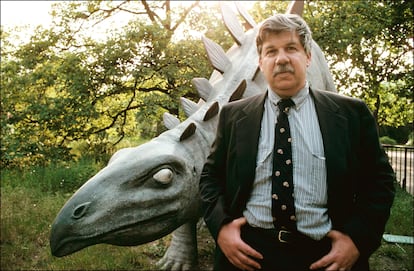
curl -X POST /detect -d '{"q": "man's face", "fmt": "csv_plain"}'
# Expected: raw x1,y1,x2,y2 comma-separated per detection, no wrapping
259,31,311,98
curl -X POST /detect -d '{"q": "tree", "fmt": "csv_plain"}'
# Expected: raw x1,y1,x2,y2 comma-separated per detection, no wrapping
247,1,413,129
307,0,413,128
1,1,228,167
2,1,412,167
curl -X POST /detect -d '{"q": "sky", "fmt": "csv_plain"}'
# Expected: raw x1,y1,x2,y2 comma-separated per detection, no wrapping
0,1,258,44
1,1,54,28
0,1,221,40
0,1,137,42
0,1,257,28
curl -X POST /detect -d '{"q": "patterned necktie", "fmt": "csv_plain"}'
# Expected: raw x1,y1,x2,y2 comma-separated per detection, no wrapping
271,98,297,231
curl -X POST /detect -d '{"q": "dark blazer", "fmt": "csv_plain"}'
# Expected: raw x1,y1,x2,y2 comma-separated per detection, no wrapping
199,88,395,264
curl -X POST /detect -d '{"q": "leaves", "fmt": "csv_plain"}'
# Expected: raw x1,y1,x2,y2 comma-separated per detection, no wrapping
0,1,217,167
307,0,413,127
1,0,412,167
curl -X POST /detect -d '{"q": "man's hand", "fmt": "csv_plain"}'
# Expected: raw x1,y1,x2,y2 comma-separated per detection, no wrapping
217,217,263,271
310,230,360,271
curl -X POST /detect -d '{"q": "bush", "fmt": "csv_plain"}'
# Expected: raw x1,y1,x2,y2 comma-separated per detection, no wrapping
1,161,412,270
406,132,413,146
1,157,104,194
380,136,397,145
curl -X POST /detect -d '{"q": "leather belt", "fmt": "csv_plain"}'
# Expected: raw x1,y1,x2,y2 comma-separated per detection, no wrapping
244,224,329,248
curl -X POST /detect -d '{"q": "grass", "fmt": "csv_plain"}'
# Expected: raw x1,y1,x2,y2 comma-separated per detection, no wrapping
369,184,414,271
1,188,162,269
1,157,104,194
1,160,413,270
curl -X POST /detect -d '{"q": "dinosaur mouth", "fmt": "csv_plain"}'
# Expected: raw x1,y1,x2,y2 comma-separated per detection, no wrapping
51,211,178,257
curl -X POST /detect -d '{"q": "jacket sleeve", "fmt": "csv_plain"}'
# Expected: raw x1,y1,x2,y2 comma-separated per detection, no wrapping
199,105,233,240
342,100,395,259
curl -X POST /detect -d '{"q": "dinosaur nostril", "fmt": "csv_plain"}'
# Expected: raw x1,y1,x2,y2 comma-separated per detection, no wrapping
72,202,91,219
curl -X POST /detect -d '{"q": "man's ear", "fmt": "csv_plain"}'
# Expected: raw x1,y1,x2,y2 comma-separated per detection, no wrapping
306,52,312,67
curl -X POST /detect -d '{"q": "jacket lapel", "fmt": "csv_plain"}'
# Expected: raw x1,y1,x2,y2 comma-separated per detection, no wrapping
230,93,266,213
229,89,349,214
311,89,349,187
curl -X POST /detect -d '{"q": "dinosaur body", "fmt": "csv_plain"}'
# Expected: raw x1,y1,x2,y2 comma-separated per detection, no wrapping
50,2,336,270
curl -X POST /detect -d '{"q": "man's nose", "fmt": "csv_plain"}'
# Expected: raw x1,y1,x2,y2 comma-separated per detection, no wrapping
275,50,290,64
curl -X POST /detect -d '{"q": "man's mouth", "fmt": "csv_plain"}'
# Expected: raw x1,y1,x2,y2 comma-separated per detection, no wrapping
273,65,294,77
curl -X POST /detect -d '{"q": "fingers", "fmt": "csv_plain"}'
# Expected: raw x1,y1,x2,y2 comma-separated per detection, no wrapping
217,217,263,271
228,248,262,271
233,216,248,227
243,242,264,261
309,250,355,271
309,253,331,270
310,230,360,271
222,237,263,271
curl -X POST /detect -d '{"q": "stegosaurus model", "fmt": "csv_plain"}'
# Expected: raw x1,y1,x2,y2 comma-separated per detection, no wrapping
50,1,336,270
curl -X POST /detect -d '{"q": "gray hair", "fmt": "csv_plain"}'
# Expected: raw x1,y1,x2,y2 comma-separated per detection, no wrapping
256,14,312,56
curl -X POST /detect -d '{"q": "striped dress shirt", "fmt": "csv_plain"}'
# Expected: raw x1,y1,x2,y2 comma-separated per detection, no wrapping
243,82,332,240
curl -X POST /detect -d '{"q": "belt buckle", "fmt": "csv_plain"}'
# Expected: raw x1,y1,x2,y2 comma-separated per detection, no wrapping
278,230,290,243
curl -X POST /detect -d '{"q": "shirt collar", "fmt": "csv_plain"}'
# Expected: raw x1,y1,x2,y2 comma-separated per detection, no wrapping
267,81,309,111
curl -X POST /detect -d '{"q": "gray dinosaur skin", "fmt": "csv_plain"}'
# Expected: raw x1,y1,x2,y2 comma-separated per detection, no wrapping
50,136,202,256
50,2,336,270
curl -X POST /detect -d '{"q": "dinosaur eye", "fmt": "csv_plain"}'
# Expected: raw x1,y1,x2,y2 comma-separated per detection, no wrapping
153,168,173,185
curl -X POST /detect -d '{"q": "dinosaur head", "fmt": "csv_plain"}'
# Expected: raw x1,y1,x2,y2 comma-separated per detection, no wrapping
50,136,200,257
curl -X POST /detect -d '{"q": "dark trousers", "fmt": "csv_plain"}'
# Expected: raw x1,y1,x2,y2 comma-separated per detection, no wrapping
214,224,369,271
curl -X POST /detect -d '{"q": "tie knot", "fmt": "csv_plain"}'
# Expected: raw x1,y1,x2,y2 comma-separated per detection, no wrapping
277,99,295,114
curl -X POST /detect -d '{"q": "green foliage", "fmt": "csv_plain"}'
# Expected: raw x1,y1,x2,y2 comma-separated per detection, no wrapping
407,132,414,146
370,185,414,271
386,185,414,236
380,136,398,145
307,0,413,127
379,125,413,145
0,185,166,270
1,157,104,193
249,1,289,22
1,162,412,270
186,2,234,50
1,1,412,168
1,1,213,168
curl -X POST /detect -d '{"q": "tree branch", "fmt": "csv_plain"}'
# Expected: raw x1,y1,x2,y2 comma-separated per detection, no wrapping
141,0,162,25
171,1,200,33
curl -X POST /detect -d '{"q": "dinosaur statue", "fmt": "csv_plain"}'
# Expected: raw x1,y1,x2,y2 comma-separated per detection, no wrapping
50,1,336,270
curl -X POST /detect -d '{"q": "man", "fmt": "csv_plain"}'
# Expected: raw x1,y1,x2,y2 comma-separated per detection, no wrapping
199,13,395,271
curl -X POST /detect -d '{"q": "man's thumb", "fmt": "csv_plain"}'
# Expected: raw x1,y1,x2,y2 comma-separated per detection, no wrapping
235,216,247,226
